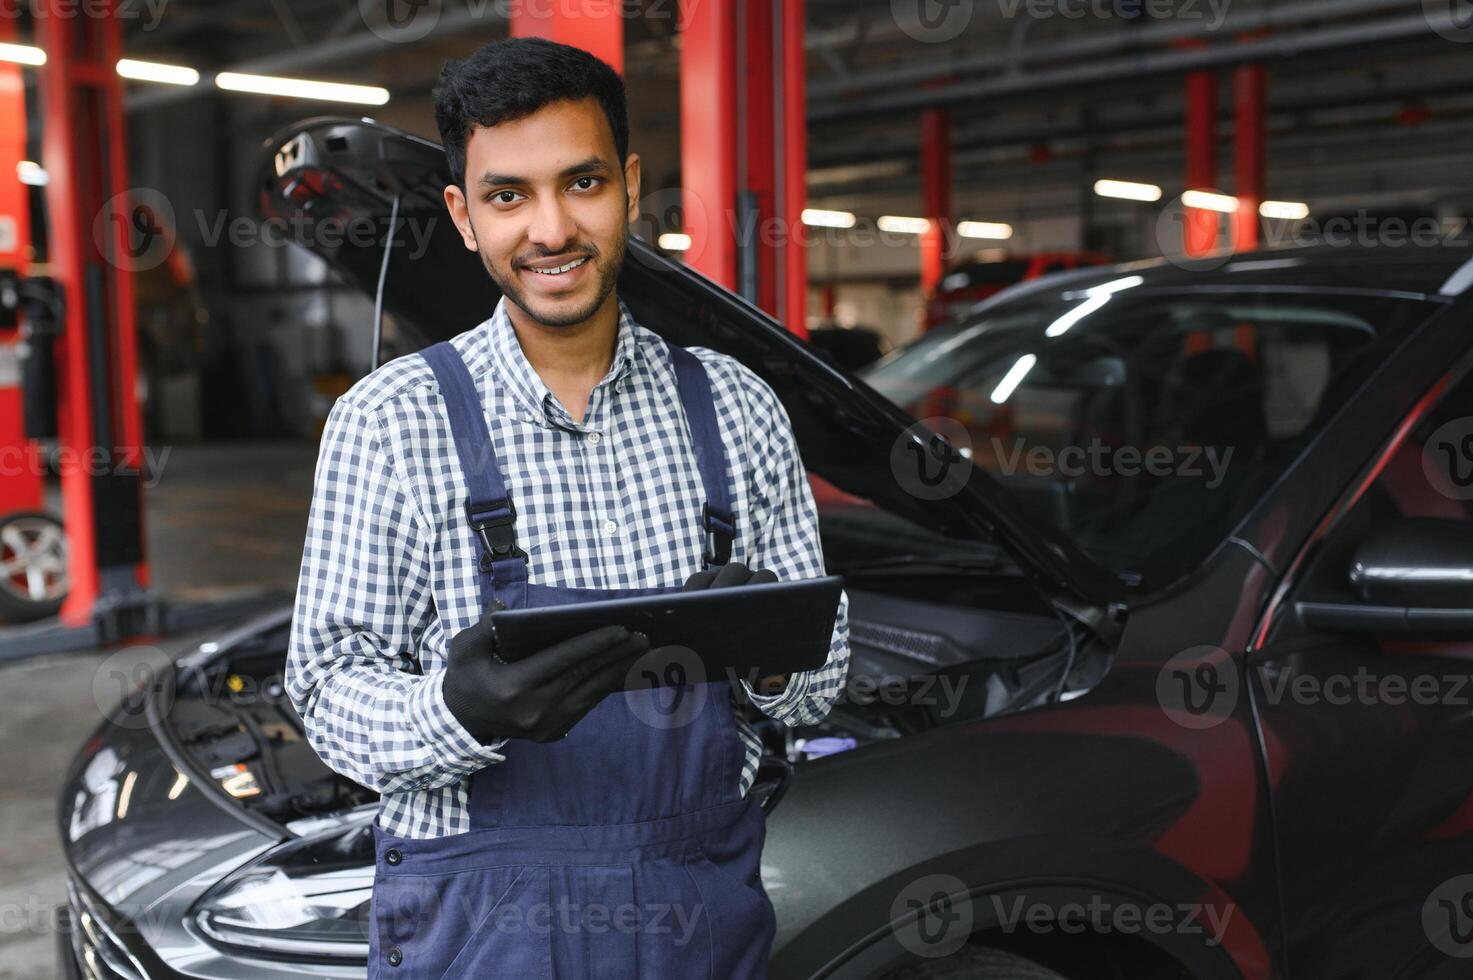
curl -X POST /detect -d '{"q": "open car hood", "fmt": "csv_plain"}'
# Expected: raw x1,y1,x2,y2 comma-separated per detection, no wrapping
255,116,1126,614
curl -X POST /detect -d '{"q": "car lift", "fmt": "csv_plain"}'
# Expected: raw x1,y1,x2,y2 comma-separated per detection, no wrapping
0,2,283,661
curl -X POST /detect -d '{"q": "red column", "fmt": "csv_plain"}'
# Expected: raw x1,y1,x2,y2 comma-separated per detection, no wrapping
742,0,778,317
0,15,42,517
777,0,808,338
919,107,952,333
679,0,738,291
510,0,624,75
39,0,148,625
1181,40,1219,257
1232,60,1266,252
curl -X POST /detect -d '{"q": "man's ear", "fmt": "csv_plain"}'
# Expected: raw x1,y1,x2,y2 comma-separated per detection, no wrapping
623,152,642,225
443,182,479,251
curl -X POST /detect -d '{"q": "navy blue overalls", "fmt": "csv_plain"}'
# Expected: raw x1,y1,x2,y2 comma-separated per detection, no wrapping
366,337,778,979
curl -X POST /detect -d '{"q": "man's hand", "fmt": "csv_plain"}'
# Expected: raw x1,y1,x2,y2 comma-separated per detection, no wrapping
681,561,789,694
442,620,649,743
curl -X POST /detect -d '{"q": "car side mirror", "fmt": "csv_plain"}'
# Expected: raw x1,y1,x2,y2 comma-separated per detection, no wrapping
1296,517,1473,636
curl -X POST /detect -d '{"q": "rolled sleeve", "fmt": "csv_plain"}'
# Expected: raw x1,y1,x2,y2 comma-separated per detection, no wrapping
285,395,506,796
735,369,851,726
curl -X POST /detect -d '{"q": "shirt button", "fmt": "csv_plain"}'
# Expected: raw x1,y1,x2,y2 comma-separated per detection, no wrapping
384,848,402,865
386,946,403,966
604,519,619,535
586,431,602,445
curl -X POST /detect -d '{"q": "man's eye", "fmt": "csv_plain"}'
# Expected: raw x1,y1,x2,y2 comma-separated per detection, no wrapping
572,177,599,191
489,191,519,205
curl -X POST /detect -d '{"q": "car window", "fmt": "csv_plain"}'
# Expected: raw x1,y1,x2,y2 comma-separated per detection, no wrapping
858,286,1445,589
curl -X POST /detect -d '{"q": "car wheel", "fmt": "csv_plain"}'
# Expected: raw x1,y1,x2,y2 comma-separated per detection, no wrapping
882,946,1069,979
0,511,69,622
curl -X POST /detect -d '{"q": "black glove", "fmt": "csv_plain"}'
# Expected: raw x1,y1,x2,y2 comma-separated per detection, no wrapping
442,619,649,744
681,560,778,592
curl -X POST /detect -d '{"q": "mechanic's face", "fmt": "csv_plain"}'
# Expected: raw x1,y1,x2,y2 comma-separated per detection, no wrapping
444,96,640,329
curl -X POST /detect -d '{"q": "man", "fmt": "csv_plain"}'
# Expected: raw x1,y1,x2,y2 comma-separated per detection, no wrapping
285,36,850,980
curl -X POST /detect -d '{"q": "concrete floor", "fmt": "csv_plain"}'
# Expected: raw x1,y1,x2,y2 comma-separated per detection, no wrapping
0,441,317,979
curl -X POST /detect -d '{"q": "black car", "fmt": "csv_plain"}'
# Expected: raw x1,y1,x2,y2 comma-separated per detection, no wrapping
56,117,1473,979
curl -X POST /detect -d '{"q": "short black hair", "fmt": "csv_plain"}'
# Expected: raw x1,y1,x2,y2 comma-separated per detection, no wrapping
432,36,629,191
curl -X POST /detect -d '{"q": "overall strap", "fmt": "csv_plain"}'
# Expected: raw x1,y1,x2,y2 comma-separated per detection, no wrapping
666,342,735,567
421,341,528,609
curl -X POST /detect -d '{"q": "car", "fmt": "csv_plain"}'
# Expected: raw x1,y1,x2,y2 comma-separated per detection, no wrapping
924,251,1111,331
55,116,1473,980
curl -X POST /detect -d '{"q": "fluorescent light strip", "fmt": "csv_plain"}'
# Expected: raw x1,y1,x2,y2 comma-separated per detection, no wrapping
118,59,199,86
1182,189,1239,213
802,208,856,229
658,233,691,251
1259,200,1309,220
0,42,45,66
1093,179,1162,202
957,220,1013,240
215,71,389,105
878,215,931,234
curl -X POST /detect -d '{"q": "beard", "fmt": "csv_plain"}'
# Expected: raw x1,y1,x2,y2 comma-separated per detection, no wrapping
474,221,627,329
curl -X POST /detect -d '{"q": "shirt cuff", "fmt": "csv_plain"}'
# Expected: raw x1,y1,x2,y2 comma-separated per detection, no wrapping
407,669,509,774
742,669,812,722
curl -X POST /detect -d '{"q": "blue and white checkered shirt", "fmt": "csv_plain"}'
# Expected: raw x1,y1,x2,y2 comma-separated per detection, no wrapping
286,294,850,839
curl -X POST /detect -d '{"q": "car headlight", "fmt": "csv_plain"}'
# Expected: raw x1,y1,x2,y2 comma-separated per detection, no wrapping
190,823,374,962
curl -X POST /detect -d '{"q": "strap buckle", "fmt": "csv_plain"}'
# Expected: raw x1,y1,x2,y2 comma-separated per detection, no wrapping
702,501,734,568
465,494,527,565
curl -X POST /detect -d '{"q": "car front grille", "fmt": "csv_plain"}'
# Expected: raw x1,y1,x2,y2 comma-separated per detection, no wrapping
62,878,150,980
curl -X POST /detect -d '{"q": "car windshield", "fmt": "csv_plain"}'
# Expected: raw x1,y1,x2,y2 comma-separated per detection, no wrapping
852,280,1446,589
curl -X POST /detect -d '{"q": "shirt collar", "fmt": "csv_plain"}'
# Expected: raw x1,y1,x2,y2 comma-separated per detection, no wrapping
484,294,642,426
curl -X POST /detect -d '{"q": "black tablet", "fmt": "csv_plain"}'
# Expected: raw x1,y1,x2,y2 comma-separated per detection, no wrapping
488,575,843,688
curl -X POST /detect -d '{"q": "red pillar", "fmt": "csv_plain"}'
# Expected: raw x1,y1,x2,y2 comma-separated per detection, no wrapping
39,0,148,625
1180,40,1219,257
510,0,624,75
742,0,778,317
919,106,952,324
679,0,738,291
777,0,808,338
1232,60,1266,252
0,15,42,517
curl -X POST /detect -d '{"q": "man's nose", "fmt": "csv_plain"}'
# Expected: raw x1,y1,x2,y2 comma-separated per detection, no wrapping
525,194,578,252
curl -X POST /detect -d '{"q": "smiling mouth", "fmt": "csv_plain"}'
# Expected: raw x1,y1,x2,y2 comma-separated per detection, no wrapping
524,256,590,276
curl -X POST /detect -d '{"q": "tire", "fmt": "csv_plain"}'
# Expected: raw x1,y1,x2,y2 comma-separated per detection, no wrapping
0,511,69,622
883,946,1069,980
